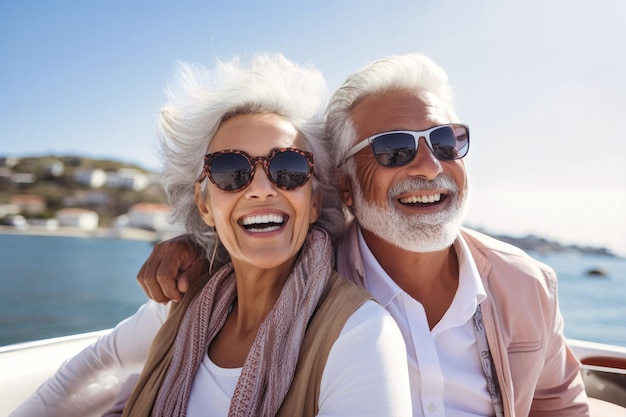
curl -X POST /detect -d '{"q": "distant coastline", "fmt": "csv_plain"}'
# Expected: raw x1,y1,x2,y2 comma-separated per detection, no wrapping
0,224,619,258
2,154,620,258
0,225,160,242
471,227,618,258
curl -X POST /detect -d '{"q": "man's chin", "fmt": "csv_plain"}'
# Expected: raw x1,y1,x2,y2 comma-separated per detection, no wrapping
351,181,465,254
362,221,460,253
392,232,457,253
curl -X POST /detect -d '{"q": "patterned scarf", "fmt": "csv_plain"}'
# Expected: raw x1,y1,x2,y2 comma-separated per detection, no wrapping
123,227,334,417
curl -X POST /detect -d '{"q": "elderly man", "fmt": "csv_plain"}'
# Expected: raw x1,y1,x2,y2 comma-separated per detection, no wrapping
138,53,591,416
323,53,588,416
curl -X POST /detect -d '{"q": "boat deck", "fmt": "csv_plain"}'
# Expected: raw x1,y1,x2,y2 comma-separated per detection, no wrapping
1,332,625,416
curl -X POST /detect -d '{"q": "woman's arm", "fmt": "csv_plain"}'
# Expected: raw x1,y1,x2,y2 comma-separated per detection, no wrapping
317,300,412,417
9,300,168,417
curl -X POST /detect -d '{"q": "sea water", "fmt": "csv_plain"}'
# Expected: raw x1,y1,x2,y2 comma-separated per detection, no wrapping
0,234,624,347
0,234,150,346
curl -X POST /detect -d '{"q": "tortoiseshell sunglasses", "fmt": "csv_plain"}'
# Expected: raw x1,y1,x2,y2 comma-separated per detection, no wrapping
202,147,314,192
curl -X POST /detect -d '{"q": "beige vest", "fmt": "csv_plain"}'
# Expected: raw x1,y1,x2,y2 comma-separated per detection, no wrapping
117,271,372,417
277,272,373,416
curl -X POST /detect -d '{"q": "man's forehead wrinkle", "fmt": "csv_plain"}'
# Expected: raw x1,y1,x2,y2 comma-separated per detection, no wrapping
418,91,450,123
422,106,450,126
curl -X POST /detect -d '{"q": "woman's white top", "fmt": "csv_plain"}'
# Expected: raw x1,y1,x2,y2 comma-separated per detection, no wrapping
10,299,411,417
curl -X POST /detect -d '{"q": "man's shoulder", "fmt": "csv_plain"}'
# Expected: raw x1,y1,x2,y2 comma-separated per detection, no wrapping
460,227,555,280
460,227,529,257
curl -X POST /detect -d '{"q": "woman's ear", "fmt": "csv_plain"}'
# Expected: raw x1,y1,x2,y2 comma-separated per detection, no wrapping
195,182,215,227
309,190,322,224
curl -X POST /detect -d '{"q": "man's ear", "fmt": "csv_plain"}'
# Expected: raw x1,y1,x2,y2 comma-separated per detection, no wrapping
194,182,215,227
335,168,354,208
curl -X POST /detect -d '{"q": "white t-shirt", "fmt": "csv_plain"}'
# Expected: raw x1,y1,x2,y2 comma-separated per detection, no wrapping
187,300,408,416
11,298,412,417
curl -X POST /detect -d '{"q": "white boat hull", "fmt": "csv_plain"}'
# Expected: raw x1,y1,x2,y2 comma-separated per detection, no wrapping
1,331,625,416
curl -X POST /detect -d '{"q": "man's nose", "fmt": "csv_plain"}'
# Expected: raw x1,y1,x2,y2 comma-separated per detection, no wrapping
405,137,443,179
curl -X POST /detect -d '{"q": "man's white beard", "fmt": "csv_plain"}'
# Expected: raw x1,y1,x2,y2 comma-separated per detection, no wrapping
351,174,467,253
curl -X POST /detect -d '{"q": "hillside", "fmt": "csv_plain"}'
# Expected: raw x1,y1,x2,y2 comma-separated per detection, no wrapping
0,155,165,227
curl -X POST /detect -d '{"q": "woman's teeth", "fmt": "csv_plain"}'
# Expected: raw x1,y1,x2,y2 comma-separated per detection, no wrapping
241,214,285,232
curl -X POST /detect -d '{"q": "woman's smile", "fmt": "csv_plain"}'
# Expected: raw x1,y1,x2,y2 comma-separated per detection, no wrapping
239,212,288,233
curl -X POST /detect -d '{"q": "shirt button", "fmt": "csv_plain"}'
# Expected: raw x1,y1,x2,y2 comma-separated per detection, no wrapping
428,403,436,412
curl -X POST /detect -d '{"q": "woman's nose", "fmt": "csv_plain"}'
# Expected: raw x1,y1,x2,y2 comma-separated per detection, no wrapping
245,163,278,199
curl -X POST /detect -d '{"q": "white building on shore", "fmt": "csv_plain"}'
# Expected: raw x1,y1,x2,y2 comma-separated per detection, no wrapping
73,168,107,188
126,203,172,231
106,168,149,191
55,208,99,231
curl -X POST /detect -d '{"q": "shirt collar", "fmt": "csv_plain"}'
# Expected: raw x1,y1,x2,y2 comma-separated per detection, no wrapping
357,226,486,319
437,232,487,332
357,226,404,308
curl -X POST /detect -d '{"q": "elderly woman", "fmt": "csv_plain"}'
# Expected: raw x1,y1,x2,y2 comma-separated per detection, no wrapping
10,53,410,417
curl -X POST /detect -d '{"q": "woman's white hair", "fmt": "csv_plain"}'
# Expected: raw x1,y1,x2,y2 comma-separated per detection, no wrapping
158,52,345,262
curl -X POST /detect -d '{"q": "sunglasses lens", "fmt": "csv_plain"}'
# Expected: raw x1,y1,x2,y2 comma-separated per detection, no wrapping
370,133,416,166
430,125,469,160
268,150,311,189
369,125,470,166
209,153,251,191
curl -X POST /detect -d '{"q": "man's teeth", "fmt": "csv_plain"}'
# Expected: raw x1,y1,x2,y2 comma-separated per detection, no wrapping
242,214,285,232
399,193,441,204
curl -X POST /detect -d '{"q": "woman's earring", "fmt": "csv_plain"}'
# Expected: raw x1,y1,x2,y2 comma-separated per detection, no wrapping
209,230,219,275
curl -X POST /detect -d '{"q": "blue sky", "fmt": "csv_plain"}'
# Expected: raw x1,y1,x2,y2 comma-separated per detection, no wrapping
2,0,625,255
